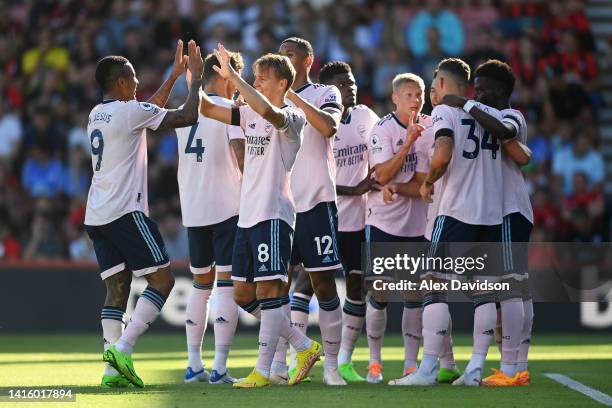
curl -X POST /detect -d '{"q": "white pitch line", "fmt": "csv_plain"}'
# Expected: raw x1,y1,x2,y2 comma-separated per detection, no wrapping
545,373,612,407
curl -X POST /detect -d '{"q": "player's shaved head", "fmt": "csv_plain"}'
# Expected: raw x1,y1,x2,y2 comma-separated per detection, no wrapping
280,37,313,57
474,59,515,100
95,56,131,92
204,50,244,85
253,53,296,91
435,58,470,89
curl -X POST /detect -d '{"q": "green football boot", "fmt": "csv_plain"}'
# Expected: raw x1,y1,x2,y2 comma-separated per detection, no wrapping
338,362,366,382
103,346,144,388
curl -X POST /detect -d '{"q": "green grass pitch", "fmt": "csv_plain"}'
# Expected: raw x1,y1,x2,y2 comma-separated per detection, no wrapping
1,333,611,408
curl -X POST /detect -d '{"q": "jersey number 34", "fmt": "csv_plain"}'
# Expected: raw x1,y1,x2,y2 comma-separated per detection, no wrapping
461,118,499,160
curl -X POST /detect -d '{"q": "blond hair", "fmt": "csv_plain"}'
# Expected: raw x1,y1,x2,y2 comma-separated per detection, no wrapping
392,73,425,93
253,54,296,91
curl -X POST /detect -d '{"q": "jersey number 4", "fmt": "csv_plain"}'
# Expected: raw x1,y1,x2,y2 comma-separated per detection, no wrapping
461,118,499,160
90,129,104,171
185,123,205,162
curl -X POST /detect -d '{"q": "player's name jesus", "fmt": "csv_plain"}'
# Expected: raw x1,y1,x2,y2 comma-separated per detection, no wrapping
372,279,510,292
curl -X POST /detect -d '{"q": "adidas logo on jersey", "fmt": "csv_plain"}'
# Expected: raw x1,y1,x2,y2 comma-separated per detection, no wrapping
248,122,256,129
396,139,404,146
215,317,229,324
322,255,332,263
334,135,340,142
258,264,268,272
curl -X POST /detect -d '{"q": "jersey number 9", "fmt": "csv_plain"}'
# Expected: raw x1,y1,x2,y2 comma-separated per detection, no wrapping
90,129,104,171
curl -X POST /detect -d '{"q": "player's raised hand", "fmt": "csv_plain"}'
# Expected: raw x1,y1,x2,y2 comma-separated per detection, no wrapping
187,39,203,80
213,43,236,80
420,181,434,203
406,110,425,145
170,39,188,80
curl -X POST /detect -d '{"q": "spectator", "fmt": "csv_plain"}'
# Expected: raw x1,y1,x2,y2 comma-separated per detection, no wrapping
552,132,605,195
159,212,189,262
21,144,67,199
406,0,465,58
22,202,65,260
0,103,23,166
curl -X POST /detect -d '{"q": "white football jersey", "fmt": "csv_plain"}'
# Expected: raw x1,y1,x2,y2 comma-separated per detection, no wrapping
85,100,168,226
236,104,305,229
175,94,244,227
288,83,343,213
501,108,533,223
367,112,431,237
431,104,504,226
334,105,379,232
414,126,439,240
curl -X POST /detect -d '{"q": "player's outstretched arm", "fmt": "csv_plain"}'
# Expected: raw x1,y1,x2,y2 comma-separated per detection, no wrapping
337,171,375,196
148,39,188,108
212,44,286,129
286,89,340,138
158,40,203,130
374,111,424,186
420,132,453,203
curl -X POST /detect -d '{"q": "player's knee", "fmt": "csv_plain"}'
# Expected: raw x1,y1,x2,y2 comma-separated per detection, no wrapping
472,291,496,308
311,272,337,301
234,291,256,307
145,266,175,297
294,273,314,297
346,274,364,301
192,272,214,285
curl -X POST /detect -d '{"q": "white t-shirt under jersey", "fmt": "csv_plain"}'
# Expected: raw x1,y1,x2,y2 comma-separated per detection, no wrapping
431,104,504,226
501,108,533,223
334,105,379,232
288,83,343,213
175,94,244,227
367,112,431,237
85,99,168,226
236,104,305,229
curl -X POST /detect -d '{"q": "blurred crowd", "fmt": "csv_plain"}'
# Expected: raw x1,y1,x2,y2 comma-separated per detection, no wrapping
0,0,609,262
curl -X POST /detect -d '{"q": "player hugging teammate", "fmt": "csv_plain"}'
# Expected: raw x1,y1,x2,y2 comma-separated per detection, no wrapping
87,34,533,389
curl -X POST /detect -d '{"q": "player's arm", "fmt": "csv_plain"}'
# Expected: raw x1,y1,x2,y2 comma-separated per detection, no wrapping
440,95,515,141
148,40,188,108
230,139,245,172
212,44,287,129
420,131,453,203
158,40,204,130
374,111,424,185
286,89,341,138
502,139,531,166
382,172,425,203
337,170,374,196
